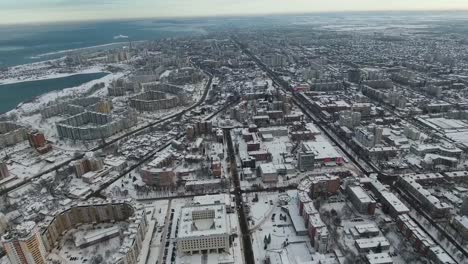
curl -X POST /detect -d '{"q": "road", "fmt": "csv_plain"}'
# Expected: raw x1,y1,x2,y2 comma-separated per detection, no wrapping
156,199,172,264
224,128,255,264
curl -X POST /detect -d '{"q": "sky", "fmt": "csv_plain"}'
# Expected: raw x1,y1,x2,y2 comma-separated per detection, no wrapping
0,0,468,25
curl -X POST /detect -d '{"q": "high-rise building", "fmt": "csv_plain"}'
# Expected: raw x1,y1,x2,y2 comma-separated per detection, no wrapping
297,149,315,172
72,157,104,177
348,68,361,83
27,131,52,154
339,111,361,129
461,195,468,216
0,162,9,180
1,222,48,264
374,126,383,146
27,131,46,149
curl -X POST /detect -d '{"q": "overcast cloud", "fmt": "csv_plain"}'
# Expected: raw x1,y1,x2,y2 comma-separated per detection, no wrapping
1,0,467,24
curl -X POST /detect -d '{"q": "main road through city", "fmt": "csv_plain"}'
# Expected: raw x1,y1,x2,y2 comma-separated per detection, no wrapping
224,128,256,264
231,36,468,261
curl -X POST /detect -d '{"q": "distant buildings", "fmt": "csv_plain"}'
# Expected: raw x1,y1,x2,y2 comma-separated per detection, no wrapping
129,91,179,112
354,126,383,148
348,68,361,83
56,110,137,141
0,122,27,148
41,97,102,118
129,82,187,112
339,111,361,129
186,121,213,141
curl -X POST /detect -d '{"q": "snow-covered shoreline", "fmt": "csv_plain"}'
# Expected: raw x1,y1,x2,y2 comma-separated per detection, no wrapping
5,70,123,116
0,65,108,86
33,41,130,58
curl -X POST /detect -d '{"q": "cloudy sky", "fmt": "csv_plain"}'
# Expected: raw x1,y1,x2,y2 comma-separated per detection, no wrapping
1,0,467,24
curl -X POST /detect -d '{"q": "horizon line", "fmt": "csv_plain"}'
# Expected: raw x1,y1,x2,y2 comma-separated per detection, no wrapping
1,8,468,27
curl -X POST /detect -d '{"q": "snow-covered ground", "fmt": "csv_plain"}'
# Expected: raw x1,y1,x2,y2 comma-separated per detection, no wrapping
7,70,124,116
0,63,109,85
245,191,318,264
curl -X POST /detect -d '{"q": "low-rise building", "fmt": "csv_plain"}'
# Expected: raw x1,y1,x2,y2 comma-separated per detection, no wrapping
451,215,468,240
353,224,380,238
366,253,393,264
396,214,435,255
258,163,278,183
347,185,376,215
355,237,390,253
300,140,344,165
177,204,230,254
141,167,176,187
398,175,452,218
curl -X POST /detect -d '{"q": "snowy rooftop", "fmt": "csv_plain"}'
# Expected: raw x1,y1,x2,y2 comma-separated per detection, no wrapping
402,177,452,210
193,194,232,207
348,185,374,204
366,253,393,264
355,237,390,249
380,192,409,213
259,163,277,174
444,171,468,179
178,204,229,238
302,138,342,160
104,156,127,167
454,215,468,229
287,203,307,235
2,221,36,241
429,246,457,264
305,122,321,135
354,223,379,236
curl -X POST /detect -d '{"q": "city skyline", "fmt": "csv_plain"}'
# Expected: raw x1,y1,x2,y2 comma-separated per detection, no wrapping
1,0,468,25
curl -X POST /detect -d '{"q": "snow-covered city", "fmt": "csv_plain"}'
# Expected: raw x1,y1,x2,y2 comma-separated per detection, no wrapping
1,10,468,264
